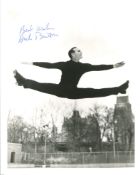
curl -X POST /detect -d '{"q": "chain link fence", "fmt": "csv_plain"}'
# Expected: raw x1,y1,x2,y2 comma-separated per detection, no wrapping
19,151,134,165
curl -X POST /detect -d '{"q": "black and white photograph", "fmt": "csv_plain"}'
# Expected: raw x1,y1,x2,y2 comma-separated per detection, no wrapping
1,0,139,174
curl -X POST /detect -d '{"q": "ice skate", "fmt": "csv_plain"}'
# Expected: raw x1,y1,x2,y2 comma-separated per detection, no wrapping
13,70,25,86
119,80,129,94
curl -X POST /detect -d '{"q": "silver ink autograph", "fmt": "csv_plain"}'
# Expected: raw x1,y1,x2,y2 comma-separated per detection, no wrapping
18,23,58,43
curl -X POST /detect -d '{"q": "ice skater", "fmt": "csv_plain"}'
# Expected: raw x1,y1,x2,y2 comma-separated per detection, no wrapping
14,47,129,99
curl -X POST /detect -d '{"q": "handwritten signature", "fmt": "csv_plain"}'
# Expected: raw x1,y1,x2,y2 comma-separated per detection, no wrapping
18,23,58,43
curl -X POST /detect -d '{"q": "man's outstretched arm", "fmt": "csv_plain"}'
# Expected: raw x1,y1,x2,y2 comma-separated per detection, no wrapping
22,62,64,70
82,61,125,72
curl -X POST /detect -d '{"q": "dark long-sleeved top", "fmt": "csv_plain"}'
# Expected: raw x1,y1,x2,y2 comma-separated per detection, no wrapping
33,60,113,88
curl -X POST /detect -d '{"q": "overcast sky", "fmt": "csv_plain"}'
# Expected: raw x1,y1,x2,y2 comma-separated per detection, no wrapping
1,0,140,129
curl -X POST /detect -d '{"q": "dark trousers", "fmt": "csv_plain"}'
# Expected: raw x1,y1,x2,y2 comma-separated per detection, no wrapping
24,79,119,99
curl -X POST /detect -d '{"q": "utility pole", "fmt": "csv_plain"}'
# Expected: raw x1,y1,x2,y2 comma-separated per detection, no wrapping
112,122,116,159
34,130,37,163
43,124,49,166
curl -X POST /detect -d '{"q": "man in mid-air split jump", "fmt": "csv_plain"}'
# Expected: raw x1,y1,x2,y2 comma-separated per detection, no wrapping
14,47,129,99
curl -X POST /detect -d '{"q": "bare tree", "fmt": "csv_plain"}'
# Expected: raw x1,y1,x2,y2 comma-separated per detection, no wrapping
8,115,28,143
89,104,114,141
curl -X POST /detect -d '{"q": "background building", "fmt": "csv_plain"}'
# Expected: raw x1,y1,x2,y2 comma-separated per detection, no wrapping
8,143,22,163
113,96,134,151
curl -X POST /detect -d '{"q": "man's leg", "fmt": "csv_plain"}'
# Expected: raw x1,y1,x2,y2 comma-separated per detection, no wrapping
68,81,129,99
14,70,62,97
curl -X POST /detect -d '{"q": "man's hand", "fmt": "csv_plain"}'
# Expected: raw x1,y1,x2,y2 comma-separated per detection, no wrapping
114,61,125,68
21,62,33,65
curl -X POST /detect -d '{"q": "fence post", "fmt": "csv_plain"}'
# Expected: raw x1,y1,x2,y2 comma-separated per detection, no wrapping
50,154,53,164
129,151,131,163
117,152,120,163
105,152,108,163
71,152,73,164
93,153,96,163
27,153,30,164
82,153,85,164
